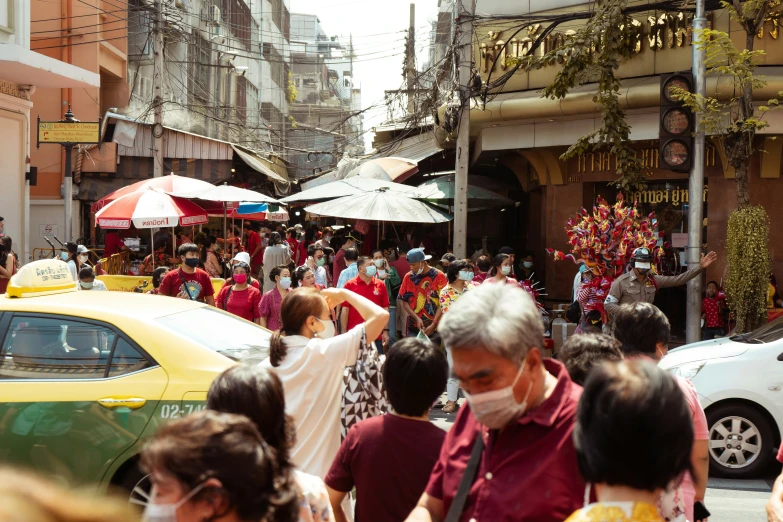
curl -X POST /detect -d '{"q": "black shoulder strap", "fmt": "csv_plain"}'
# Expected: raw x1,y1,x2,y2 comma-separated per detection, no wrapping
444,431,485,522
177,269,196,301
223,287,233,310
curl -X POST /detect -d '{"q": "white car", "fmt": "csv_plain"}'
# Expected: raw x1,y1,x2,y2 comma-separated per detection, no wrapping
659,318,783,478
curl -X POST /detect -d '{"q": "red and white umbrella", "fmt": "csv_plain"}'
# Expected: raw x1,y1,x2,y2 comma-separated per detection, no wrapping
90,173,216,213
95,188,208,229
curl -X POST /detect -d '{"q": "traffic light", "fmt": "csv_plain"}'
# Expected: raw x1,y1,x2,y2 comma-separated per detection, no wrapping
659,72,694,172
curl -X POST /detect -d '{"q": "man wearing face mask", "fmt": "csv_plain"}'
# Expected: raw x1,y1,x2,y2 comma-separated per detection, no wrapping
158,243,216,305
341,256,391,351
398,248,447,339
372,248,401,345
77,266,107,291
304,244,328,287
604,247,718,318
406,283,585,522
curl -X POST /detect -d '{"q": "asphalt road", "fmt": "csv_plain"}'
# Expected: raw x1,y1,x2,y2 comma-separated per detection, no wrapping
429,396,775,522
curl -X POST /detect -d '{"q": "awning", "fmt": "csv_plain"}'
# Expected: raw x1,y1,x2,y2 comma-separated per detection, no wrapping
231,145,289,184
1,44,100,88
376,131,442,163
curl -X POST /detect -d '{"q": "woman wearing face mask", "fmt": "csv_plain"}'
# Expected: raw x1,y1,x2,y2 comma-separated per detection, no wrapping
202,235,223,278
140,410,300,522
258,265,292,330
216,262,262,323
77,266,108,291
62,242,79,282
263,232,292,294
261,287,388,483
483,253,518,286
438,259,475,413
75,245,92,271
207,366,336,522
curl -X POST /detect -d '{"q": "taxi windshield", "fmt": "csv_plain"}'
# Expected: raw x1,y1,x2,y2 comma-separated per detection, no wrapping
156,307,271,363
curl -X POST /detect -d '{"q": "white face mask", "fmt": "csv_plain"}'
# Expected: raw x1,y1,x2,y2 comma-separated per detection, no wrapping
142,483,207,522
464,362,533,429
501,265,512,276
79,255,89,263
523,261,534,269
373,259,385,268
316,318,336,339
635,261,651,270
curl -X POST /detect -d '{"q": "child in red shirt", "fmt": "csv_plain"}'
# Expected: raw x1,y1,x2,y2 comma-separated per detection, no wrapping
701,280,725,340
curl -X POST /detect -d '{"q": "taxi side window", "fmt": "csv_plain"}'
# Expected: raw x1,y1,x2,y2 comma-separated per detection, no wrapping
108,338,152,377
0,316,114,380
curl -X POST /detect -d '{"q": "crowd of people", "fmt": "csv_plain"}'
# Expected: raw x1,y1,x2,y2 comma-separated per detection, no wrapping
12,217,783,521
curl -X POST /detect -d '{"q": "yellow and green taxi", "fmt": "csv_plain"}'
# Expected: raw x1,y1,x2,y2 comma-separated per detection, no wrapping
0,259,271,494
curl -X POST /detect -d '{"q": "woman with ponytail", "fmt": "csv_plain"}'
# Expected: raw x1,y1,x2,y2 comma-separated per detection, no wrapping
261,287,388,483
208,365,335,522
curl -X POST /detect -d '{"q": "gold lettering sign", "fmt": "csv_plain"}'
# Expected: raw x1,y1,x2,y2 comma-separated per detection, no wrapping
632,186,708,206
576,143,717,174
481,9,729,73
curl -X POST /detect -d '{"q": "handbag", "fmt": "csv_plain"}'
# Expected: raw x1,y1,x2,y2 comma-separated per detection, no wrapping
340,326,389,439
444,432,485,522
566,300,582,324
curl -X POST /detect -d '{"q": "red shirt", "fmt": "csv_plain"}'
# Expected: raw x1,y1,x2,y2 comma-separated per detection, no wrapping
343,276,389,340
702,296,724,328
216,285,262,322
389,257,410,280
472,271,488,284
221,277,260,290
103,232,125,257
158,268,215,301
425,359,585,522
286,237,299,262
326,415,445,522
246,230,263,265
333,248,347,283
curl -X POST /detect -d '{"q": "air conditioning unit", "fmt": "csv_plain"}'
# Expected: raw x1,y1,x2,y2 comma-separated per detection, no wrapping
211,5,220,24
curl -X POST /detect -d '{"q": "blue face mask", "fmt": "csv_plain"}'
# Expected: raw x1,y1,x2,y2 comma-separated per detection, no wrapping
60,252,69,261
365,265,377,277
279,277,292,289
458,270,474,282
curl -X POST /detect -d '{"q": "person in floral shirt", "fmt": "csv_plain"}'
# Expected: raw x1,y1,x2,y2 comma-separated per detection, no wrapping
565,360,693,522
437,259,474,413
397,248,447,338
207,365,335,522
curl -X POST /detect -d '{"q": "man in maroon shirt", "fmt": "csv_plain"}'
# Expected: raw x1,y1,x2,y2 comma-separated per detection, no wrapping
103,231,128,257
326,337,448,522
243,221,263,276
341,256,390,350
406,283,585,522
158,243,216,306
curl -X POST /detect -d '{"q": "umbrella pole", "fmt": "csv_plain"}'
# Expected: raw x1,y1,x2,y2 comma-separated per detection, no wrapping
377,221,381,249
448,206,452,244
223,203,228,260
151,228,155,270
231,214,236,259
171,227,175,259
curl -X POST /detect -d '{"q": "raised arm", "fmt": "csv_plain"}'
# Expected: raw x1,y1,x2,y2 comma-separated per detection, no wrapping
323,288,389,342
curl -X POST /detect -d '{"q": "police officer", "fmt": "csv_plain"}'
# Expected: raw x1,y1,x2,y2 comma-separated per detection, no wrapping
604,247,718,316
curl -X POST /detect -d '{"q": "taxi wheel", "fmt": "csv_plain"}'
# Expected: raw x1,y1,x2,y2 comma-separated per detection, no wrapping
115,460,150,504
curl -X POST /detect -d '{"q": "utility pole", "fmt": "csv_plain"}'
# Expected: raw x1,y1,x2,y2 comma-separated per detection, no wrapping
63,107,75,242
152,0,165,177
406,3,416,115
686,0,707,343
452,0,473,259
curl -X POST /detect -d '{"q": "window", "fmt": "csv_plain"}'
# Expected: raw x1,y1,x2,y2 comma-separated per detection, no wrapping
156,307,271,364
236,75,247,124
0,315,155,380
189,31,212,103
108,338,153,377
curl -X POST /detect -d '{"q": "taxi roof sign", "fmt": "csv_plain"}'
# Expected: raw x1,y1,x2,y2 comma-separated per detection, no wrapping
5,259,77,298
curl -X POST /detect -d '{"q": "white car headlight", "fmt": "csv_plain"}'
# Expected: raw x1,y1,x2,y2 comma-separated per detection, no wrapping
667,361,706,381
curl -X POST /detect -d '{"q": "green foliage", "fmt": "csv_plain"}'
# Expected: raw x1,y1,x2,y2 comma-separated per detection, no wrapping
286,71,298,105
725,206,770,333
511,0,646,193
288,115,298,129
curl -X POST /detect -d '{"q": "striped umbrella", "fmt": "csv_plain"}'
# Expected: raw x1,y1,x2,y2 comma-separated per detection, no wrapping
90,173,216,213
94,188,208,230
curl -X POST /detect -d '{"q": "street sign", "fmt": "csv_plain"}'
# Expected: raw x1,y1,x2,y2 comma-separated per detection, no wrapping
39,224,58,237
38,121,101,145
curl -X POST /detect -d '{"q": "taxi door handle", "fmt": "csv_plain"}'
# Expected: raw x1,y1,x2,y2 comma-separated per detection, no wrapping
97,397,147,410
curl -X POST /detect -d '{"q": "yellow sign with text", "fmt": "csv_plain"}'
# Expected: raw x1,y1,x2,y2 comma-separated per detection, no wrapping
38,121,101,145
98,275,225,295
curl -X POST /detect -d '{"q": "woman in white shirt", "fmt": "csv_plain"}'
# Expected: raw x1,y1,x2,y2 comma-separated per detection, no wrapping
262,231,292,293
261,286,388,481
63,242,79,282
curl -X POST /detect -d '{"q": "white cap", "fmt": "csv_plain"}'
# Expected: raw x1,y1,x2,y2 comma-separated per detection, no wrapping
76,245,89,254
232,252,251,265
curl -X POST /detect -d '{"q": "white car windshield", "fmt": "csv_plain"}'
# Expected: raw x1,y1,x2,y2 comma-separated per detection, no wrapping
156,307,271,363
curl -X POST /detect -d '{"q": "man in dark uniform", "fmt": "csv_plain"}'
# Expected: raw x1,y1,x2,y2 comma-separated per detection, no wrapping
604,247,718,316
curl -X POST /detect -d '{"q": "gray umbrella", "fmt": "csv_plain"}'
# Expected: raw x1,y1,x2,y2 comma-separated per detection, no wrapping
304,188,451,223
280,177,415,204
413,175,515,208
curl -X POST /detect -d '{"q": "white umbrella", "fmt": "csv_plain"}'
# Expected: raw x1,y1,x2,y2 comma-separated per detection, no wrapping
281,177,415,204
304,188,451,223
345,157,419,182
176,184,285,205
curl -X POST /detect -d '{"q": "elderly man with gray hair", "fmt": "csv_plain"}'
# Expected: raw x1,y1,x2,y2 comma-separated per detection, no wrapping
406,283,586,522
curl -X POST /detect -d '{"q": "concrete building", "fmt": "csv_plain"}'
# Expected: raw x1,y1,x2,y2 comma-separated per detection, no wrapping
0,0,100,264
288,13,363,181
